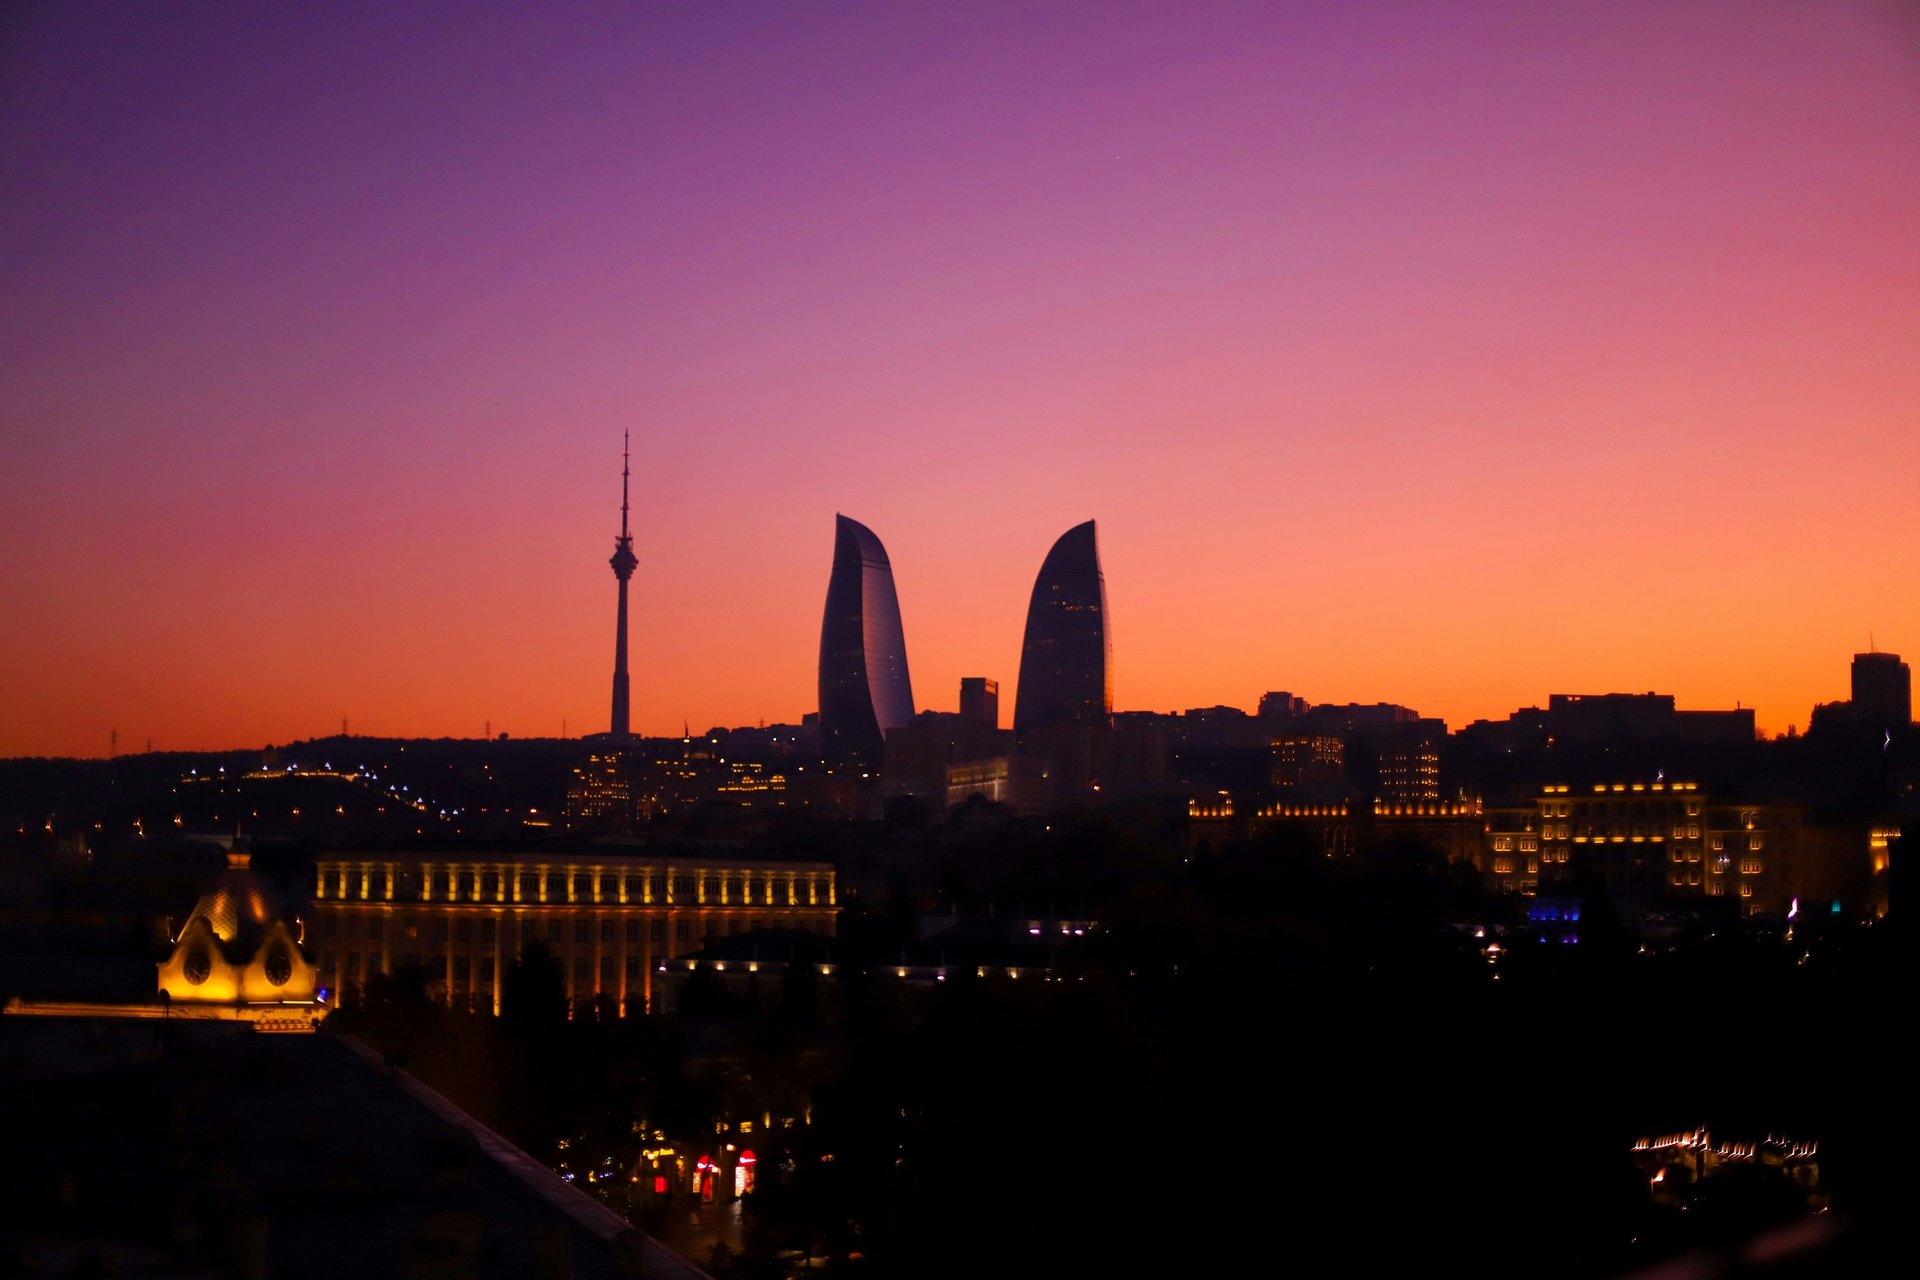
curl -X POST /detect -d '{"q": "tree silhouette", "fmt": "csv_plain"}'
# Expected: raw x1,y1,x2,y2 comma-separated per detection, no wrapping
502,938,567,1039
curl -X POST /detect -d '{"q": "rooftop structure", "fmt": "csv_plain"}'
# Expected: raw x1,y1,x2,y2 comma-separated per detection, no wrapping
157,847,320,1011
0,1019,704,1279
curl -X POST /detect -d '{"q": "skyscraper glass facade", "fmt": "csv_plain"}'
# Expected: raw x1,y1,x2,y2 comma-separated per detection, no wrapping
817,515,915,768
1013,520,1112,736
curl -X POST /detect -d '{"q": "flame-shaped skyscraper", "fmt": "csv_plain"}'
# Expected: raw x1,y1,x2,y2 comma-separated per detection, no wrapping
817,515,915,769
1013,520,1112,736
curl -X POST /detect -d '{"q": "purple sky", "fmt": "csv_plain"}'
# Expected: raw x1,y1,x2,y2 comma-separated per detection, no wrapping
4,1,1918,754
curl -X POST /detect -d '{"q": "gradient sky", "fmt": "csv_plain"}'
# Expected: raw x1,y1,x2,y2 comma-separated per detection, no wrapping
3,0,1917,757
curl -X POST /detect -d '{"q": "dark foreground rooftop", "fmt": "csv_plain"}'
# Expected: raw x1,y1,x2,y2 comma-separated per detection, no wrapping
0,1018,705,1280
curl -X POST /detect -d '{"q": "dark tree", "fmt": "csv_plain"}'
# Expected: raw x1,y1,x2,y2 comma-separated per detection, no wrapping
501,938,567,1038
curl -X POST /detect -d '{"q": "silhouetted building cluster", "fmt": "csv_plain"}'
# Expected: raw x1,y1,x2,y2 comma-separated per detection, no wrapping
1462,692,1757,752
1810,650,1912,738
1181,653,1913,924
811,515,1165,815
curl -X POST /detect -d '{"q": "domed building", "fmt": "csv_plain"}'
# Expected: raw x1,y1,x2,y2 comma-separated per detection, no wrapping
158,846,319,1009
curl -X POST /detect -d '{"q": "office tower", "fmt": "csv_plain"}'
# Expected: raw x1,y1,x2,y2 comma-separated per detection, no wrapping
565,752,636,832
817,515,915,769
1372,731,1443,803
1012,520,1112,736
1272,735,1344,790
960,677,999,729
608,433,639,740
1258,691,1308,720
1851,650,1912,730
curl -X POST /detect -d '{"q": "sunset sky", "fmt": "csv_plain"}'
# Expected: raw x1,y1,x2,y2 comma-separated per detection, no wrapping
4,1,1917,757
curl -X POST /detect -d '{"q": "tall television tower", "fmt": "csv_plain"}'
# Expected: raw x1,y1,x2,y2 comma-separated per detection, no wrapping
608,432,639,740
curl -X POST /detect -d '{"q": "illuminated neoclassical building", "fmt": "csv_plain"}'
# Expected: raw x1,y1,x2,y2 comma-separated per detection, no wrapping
1480,781,1890,917
1013,521,1112,737
309,850,837,1014
1187,793,1484,861
157,847,321,1014
818,514,915,769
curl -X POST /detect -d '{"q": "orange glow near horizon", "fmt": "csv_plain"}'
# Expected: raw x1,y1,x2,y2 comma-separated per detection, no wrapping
2,3,1917,757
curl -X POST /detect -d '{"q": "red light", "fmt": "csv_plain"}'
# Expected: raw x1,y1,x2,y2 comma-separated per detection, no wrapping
739,1149,756,1166
654,1175,669,1194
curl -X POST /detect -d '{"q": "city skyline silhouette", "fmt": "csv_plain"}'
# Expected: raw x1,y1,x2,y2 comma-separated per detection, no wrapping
3,2,1916,756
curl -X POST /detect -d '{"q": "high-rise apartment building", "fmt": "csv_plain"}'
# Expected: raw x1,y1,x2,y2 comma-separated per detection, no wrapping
960,677,999,729
1851,651,1911,730
565,752,652,832
1271,735,1344,790
1373,733,1442,803
1258,691,1308,720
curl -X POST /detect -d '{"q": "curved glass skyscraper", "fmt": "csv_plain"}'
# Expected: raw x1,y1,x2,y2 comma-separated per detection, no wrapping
818,515,915,769
1013,520,1112,736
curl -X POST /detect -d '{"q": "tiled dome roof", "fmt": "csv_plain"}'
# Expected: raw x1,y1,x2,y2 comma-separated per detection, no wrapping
185,850,292,960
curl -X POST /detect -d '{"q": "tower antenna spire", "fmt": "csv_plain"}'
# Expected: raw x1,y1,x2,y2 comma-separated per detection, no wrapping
608,433,639,740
